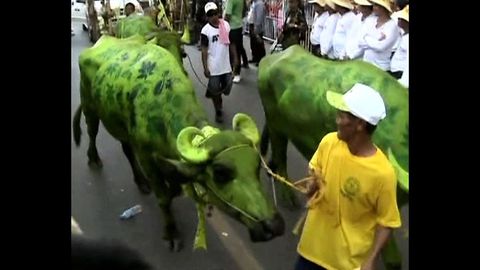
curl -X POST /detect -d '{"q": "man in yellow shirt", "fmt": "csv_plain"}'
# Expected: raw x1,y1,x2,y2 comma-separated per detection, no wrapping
295,83,402,270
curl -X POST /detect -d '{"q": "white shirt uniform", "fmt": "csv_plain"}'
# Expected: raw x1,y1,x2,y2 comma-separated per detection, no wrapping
331,10,357,59
390,33,409,72
310,12,329,46
360,18,400,71
345,13,377,59
398,50,408,88
201,22,232,76
320,12,340,58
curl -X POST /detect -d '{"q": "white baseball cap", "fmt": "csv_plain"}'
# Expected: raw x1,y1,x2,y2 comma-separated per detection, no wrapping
326,83,386,125
204,2,218,14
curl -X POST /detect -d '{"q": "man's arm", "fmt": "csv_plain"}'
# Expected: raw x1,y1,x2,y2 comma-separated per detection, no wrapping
224,0,234,22
360,225,393,270
200,34,210,77
362,168,402,270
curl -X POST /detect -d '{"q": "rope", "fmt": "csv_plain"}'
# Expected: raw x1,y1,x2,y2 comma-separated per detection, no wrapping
186,53,208,89
255,147,311,194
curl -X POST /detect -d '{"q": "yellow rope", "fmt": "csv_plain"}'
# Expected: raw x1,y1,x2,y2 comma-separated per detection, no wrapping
256,148,310,194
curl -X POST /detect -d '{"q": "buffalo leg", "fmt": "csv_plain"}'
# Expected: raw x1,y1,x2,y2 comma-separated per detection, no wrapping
269,128,299,209
150,177,183,252
260,124,269,157
120,142,151,194
84,111,102,169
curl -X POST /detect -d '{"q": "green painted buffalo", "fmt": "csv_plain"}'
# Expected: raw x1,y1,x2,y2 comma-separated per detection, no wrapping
73,35,284,251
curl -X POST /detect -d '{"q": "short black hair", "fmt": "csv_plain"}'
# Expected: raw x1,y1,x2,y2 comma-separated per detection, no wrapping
125,3,135,9
365,122,377,135
206,9,218,17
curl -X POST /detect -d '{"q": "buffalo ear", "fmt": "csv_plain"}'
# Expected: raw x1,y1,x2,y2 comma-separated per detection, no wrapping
153,154,203,183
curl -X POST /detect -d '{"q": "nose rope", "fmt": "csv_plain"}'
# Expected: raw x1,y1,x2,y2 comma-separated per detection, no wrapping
255,146,310,194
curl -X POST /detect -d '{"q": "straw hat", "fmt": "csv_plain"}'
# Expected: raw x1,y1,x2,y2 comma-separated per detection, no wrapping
354,0,372,6
332,0,354,9
325,0,336,9
397,4,409,22
308,0,327,7
369,0,392,13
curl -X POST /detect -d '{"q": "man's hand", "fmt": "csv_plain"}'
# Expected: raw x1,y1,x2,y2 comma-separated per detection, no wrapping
305,178,319,198
360,257,376,270
204,69,211,78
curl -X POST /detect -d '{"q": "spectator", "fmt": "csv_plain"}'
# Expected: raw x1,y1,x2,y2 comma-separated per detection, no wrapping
331,0,357,60
319,0,340,59
390,5,408,79
308,0,328,57
358,0,399,71
278,0,307,49
345,0,377,60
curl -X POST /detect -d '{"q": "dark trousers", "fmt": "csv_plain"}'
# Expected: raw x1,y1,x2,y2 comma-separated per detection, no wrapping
389,70,403,79
229,27,247,75
294,256,327,270
249,24,266,63
311,44,321,57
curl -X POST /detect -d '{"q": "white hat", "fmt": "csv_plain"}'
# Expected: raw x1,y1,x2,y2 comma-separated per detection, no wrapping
326,83,386,125
204,2,218,14
308,0,326,7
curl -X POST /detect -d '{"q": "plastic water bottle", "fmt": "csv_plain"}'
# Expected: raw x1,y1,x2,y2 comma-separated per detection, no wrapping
120,205,142,220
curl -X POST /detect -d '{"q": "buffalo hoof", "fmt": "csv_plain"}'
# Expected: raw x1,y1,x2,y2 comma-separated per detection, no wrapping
164,238,183,252
88,159,103,170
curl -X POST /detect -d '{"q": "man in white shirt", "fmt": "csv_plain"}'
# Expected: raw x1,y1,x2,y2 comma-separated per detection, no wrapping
345,0,377,60
319,0,340,59
308,0,328,57
201,2,238,123
390,5,408,80
398,49,408,88
358,0,399,71
330,0,356,60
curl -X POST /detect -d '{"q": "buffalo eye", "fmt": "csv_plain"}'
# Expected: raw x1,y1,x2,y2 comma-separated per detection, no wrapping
212,164,235,184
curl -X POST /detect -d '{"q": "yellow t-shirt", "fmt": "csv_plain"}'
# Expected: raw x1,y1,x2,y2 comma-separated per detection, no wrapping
298,132,402,270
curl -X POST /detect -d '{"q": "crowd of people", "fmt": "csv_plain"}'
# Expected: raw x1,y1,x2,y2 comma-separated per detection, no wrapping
305,0,408,87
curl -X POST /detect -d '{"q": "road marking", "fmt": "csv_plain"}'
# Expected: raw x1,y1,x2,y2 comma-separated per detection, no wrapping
208,213,264,270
